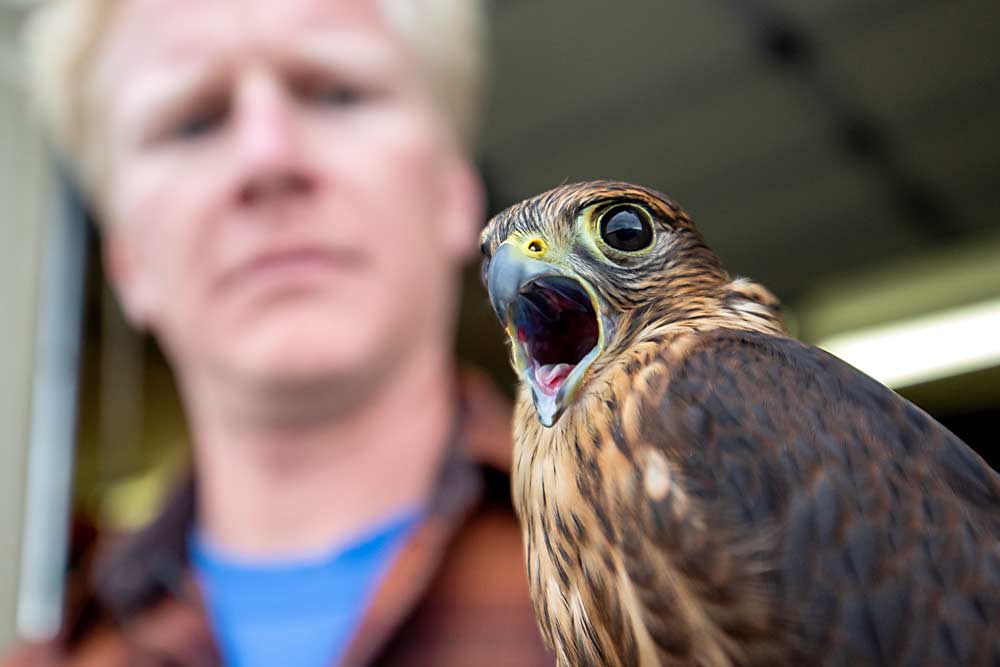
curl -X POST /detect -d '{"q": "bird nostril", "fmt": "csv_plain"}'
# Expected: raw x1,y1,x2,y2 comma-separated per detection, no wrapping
526,239,547,256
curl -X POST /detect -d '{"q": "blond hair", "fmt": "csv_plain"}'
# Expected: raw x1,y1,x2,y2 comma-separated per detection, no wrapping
23,0,487,200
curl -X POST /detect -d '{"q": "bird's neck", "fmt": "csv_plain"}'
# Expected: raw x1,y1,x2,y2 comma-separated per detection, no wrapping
634,277,786,346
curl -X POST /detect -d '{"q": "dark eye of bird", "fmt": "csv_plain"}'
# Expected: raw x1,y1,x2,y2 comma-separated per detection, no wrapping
599,205,653,252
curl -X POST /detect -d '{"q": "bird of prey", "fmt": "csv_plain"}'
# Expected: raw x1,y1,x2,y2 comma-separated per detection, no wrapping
480,181,1000,667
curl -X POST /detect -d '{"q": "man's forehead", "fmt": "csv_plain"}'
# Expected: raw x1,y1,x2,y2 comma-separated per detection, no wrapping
98,0,397,79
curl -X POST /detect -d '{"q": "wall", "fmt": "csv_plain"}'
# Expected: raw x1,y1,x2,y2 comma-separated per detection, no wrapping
0,74,49,652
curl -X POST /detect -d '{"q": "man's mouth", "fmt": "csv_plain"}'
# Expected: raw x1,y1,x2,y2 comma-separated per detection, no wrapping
507,276,602,425
219,245,365,292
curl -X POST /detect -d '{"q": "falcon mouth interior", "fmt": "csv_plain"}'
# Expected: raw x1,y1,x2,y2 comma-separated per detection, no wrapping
510,276,600,396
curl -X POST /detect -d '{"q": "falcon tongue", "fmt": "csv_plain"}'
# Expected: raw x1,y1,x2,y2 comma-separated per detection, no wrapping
535,362,574,395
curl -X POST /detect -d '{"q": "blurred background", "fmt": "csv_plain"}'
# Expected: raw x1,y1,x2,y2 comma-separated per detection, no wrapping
1,0,998,652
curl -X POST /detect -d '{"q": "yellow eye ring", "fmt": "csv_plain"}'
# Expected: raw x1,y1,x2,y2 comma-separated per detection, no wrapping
523,238,548,257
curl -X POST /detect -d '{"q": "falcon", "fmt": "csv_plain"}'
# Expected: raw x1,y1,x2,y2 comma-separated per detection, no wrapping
480,180,1000,667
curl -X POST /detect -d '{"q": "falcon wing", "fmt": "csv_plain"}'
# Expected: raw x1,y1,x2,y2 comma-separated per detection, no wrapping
620,328,1000,665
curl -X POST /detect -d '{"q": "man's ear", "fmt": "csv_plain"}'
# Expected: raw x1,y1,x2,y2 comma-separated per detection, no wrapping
103,229,154,330
440,155,486,264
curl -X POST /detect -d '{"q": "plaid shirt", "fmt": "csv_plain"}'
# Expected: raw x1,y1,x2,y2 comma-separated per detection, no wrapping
4,369,553,667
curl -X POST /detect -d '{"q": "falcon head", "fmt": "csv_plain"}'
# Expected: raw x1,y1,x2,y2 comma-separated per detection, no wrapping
481,180,762,427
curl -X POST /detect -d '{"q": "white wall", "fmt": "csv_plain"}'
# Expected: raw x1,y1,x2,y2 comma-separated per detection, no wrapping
0,5,50,651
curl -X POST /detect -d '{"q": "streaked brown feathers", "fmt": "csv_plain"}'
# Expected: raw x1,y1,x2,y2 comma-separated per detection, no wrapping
485,181,1000,667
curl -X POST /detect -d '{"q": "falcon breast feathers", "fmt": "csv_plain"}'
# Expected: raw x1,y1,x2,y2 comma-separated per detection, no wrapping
480,180,1000,667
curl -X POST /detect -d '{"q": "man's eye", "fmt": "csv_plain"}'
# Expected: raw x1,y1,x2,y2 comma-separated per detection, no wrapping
169,105,228,141
314,84,365,107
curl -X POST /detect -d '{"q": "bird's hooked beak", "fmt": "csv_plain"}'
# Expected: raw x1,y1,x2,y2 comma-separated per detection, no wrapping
486,242,551,325
486,241,606,427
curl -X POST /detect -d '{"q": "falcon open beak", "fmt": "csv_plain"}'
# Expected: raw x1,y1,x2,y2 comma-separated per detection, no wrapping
486,242,606,427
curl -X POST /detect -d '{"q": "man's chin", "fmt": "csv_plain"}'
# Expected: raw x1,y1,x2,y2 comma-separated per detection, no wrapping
208,322,398,395
233,342,378,383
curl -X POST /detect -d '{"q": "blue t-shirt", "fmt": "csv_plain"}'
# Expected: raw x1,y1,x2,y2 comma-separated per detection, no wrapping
189,510,421,667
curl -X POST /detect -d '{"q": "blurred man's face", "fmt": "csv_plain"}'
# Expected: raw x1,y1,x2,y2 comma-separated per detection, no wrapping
95,0,481,394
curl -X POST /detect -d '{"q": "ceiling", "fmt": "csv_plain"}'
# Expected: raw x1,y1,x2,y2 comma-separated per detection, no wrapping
479,0,1000,303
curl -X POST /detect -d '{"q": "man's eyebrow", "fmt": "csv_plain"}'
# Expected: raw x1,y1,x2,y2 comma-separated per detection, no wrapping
103,29,408,139
283,33,403,75
113,62,222,139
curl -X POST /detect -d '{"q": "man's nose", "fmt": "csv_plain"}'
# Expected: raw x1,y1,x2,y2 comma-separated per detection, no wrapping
233,71,315,206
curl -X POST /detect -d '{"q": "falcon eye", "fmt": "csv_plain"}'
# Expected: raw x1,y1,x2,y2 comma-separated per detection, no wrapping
598,205,653,252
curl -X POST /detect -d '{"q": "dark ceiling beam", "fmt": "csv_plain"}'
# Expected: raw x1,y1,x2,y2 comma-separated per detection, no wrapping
719,0,963,242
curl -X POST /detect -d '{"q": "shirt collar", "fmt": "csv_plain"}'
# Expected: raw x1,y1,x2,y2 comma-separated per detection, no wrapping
63,367,513,665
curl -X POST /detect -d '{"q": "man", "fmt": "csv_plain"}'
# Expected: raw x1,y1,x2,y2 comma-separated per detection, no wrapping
6,0,551,665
